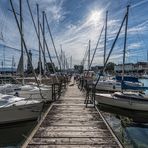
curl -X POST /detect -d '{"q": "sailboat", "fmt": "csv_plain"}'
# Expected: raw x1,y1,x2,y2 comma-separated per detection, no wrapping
0,94,43,124
94,10,147,93
7,0,52,102
0,0,47,125
95,6,148,111
96,92,148,111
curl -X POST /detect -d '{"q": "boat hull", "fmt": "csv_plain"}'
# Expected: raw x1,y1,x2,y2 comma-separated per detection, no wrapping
0,102,43,124
95,94,148,111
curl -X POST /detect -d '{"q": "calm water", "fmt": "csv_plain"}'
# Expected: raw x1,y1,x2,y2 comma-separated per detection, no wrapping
1,79,148,147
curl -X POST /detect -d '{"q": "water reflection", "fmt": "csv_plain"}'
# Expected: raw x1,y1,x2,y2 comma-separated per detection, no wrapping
0,121,37,147
99,104,148,123
99,104,148,148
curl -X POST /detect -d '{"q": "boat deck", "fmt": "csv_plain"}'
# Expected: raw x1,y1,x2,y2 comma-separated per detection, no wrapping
22,80,122,148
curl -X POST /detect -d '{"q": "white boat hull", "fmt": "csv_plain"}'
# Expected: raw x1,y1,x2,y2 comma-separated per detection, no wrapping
95,93,148,111
0,102,43,124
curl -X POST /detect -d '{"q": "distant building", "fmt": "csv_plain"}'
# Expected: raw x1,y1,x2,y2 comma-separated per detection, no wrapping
114,62,148,73
0,67,16,74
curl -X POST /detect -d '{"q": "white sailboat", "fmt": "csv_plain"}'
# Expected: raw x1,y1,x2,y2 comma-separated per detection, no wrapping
0,94,43,124
95,6,148,111
95,92,148,111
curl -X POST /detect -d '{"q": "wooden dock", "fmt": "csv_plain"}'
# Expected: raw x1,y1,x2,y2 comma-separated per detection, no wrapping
22,81,122,148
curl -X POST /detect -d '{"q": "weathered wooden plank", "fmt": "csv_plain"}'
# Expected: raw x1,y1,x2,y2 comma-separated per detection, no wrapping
34,131,112,138
50,107,96,112
41,120,104,126
46,114,101,120
37,126,108,132
44,116,101,122
49,111,98,114
27,145,119,148
30,137,118,145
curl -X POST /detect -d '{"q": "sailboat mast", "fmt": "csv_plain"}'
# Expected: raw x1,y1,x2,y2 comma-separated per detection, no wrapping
42,11,46,76
104,11,108,67
70,56,72,69
37,4,41,78
11,56,14,75
20,0,24,85
60,45,63,70
147,50,148,62
122,5,129,87
88,40,91,70
44,13,61,71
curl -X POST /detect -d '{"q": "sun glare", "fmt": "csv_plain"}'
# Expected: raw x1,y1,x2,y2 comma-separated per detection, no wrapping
88,10,102,26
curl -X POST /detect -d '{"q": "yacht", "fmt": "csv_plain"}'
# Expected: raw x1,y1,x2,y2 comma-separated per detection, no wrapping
0,94,43,124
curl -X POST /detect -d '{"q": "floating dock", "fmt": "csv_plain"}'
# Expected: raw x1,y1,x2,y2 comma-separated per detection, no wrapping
22,81,122,148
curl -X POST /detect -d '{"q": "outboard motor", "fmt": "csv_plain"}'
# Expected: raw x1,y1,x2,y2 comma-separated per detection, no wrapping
14,92,19,97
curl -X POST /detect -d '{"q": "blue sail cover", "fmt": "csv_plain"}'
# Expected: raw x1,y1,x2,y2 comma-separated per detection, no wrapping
116,76,139,83
121,81,148,91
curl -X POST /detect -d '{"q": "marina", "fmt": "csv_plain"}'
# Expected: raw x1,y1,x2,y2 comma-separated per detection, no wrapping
0,0,148,148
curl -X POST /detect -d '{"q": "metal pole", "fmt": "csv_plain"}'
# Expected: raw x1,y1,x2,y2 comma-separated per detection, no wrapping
45,13,61,71
37,4,42,79
9,0,43,98
40,24,59,83
20,0,24,85
70,56,72,69
42,11,46,76
26,0,54,76
89,26,104,69
88,40,91,70
104,11,108,67
122,5,130,91
95,10,128,88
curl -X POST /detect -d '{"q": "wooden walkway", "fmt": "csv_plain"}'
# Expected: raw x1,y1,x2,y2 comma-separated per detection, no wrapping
22,81,122,148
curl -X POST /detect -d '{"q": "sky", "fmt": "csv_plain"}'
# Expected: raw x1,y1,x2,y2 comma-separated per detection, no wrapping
0,0,148,69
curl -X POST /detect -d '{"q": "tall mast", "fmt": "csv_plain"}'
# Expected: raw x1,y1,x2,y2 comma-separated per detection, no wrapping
147,50,148,62
42,11,46,76
70,56,72,69
122,5,130,90
37,4,41,78
63,51,66,71
60,45,64,70
44,13,61,71
10,0,43,97
104,11,108,67
20,0,24,85
88,40,91,70
11,56,14,75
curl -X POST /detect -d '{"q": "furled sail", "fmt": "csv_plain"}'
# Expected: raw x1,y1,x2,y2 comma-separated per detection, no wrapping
17,54,24,75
